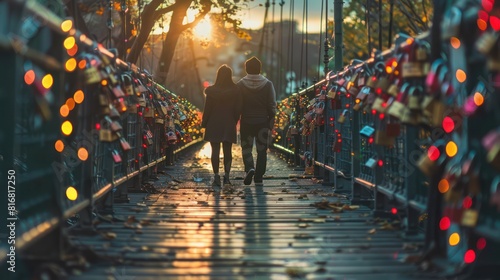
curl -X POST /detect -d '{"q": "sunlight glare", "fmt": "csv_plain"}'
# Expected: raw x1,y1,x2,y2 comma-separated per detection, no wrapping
193,17,212,40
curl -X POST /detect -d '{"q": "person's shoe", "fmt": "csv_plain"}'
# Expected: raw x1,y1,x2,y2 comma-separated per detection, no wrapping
212,174,221,187
243,169,255,185
223,175,231,185
254,176,263,186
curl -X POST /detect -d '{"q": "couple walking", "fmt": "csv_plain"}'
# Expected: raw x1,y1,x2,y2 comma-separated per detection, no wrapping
201,57,277,187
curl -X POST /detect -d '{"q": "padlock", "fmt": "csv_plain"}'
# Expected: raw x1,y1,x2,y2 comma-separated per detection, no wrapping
356,86,371,101
109,106,121,118
120,137,131,151
144,106,154,118
121,74,135,96
401,106,420,126
476,31,500,56
440,160,460,200
289,125,298,135
365,157,377,168
371,97,385,113
112,86,125,98
461,209,479,227
440,6,462,40
99,129,118,142
338,109,348,124
347,71,359,90
155,118,165,124
98,94,109,106
167,131,177,144
315,101,325,114
387,83,410,119
353,99,363,111
357,71,367,87
425,59,448,94
417,140,446,177
105,116,123,132
84,67,101,84
407,86,423,111
374,128,395,146
385,120,401,137
111,150,122,163
327,85,338,99
415,41,430,62
360,125,375,138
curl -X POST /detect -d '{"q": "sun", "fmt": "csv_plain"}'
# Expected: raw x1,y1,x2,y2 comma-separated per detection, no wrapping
193,16,212,40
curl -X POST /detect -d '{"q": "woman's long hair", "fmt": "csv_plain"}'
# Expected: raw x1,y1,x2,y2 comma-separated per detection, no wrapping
214,64,236,87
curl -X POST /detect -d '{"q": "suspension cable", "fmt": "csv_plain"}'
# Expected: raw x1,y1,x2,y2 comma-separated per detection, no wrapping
299,0,305,87
271,1,276,85
279,1,285,96
317,0,324,81
287,0,295,93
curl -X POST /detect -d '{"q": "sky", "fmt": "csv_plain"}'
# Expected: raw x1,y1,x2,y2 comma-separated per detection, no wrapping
237,0,330,34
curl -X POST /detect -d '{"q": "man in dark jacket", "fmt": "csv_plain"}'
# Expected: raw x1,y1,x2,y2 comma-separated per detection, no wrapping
237,56,277,186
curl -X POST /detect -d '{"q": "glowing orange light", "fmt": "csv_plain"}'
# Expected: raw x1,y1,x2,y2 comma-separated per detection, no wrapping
66,98,76,110
438,179,449,193
446,141,458,157
101,79,108,86
406,37,414,45
456,69,467,83
65,58,77,72
449,233,460,246
78,147,88,161
73,90,84,104
67,44,78,56
78,60,87,69
24,70,35,85
450,37,461,49
60,104,70,117
54,140,64,152
474,92,484,106
477,19,488,31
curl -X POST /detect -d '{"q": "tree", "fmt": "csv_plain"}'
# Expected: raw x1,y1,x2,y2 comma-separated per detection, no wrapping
340,0,432,64
125,0,246,83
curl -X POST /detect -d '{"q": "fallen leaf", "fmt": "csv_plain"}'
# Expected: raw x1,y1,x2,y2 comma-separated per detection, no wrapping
368,228,376,234
333,216,341,221
313,218,326,223
298,223,309,228
216,210,226,214
285,267,306,277
289,178,298,182
331,206,344,213
348,205,360,210
294,233,314,239
100,232,117,240
278,197,284,201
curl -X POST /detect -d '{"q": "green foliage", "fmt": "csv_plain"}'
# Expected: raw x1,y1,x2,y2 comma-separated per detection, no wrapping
340,0,432,64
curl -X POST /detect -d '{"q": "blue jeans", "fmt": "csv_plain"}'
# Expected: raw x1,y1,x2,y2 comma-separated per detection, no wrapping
240,122,269,181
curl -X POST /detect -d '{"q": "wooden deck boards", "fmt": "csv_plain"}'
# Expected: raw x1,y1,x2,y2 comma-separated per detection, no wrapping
69,143,427,279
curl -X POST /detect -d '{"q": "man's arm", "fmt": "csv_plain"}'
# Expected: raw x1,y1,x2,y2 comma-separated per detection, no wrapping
267,82,277,129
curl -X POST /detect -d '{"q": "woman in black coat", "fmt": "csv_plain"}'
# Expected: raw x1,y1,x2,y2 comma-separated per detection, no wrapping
201,65,241,186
